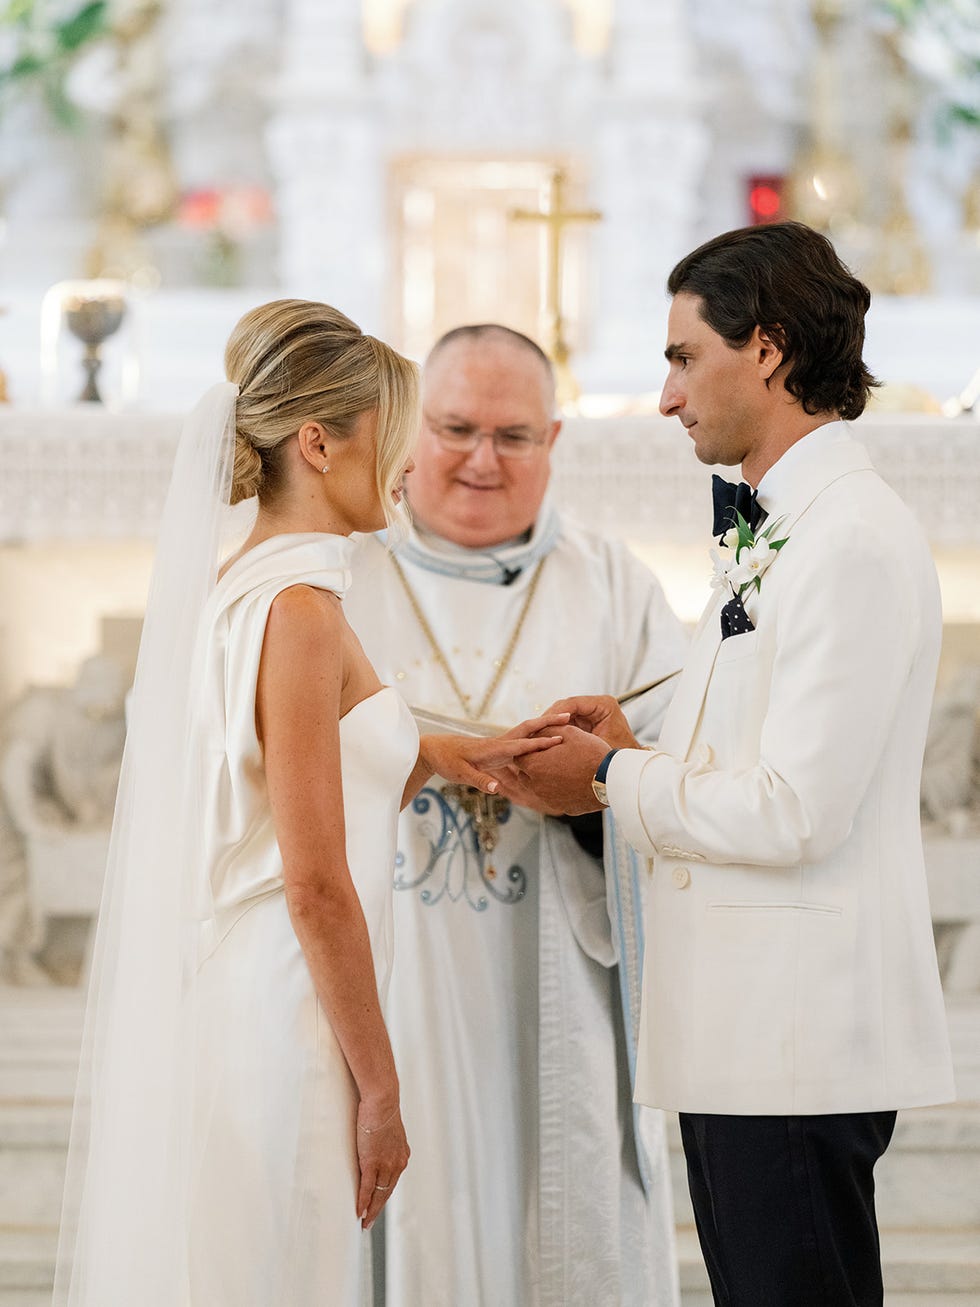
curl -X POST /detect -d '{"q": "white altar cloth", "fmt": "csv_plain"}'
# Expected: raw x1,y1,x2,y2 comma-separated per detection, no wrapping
0,409,977,550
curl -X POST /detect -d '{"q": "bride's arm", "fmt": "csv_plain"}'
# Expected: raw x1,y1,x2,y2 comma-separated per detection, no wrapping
256,583,408,1231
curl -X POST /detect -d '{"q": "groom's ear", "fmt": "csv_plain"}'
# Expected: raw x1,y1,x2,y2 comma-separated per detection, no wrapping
753,326,784,381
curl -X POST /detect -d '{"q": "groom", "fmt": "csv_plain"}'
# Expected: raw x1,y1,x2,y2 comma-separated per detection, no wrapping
503,221,956,1305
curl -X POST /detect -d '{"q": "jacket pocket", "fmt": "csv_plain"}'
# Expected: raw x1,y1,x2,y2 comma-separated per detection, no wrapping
714,629,759,663
707,900,842,916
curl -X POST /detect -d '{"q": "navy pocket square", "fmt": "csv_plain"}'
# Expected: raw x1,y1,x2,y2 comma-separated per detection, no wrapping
720,593,754,640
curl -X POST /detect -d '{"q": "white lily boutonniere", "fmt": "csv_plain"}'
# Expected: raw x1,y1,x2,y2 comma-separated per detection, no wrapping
710,512,790,598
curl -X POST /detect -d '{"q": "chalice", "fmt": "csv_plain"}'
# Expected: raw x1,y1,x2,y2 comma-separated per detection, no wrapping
63,292,127,403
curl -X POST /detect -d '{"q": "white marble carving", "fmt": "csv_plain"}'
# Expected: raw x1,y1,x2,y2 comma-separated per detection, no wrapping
0,657,128,981
922,667,980,834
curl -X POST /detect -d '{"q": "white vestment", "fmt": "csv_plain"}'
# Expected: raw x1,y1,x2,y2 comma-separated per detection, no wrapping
345,507,688,1307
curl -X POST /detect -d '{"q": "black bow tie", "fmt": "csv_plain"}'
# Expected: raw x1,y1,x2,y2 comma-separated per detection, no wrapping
711,475,767,540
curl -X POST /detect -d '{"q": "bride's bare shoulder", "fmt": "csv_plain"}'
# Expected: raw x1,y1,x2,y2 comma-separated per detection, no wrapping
264,584,344,651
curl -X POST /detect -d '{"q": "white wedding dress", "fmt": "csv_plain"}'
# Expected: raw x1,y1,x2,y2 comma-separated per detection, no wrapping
187,533,418,1305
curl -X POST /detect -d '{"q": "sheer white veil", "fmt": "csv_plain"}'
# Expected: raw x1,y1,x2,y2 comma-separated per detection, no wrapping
53,382,244,1305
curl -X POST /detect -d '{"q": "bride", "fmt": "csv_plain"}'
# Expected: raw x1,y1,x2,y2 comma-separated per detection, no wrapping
53,299,565,1306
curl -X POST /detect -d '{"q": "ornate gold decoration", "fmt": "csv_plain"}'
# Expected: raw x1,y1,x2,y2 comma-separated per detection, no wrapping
86,1,177,279
865,29,931,295
963,169,980,235
510,169,602,407
788,0,863,233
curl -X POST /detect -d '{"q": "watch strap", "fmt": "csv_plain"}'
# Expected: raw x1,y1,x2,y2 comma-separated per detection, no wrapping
594,748,621,784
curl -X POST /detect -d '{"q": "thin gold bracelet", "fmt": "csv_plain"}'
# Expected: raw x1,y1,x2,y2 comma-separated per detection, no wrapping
358,1106,399,1135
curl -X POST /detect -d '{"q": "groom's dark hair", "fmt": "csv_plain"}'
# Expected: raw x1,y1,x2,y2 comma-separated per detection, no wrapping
667,221,879,420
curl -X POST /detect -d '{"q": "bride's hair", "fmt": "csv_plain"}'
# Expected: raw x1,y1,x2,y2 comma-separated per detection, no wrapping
224,299,419,530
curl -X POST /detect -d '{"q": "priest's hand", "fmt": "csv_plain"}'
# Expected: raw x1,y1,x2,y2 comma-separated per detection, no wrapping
546,695,639,750
510,723,610,816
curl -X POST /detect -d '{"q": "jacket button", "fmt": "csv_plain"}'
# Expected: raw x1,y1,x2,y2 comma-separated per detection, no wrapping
672,866,691,890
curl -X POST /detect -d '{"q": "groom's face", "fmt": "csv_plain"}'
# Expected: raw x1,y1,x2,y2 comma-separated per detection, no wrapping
660,291,767,470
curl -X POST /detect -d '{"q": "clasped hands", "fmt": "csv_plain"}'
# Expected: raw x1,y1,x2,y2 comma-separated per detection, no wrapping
421,696,638,817
495,696,640,815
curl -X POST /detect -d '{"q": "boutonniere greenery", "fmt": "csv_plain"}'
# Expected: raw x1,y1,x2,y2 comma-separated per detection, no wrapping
710,513,790,598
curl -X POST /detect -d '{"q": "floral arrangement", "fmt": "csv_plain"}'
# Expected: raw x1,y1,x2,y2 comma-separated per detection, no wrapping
710,513,790,599
178,187,273,240
877,0,980,136
0,0,108,126
177,185,274,287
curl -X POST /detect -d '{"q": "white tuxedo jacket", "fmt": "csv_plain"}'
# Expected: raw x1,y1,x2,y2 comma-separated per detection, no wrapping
608,423,955,1115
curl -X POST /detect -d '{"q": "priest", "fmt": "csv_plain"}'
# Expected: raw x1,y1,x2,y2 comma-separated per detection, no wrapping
345,324,688,1307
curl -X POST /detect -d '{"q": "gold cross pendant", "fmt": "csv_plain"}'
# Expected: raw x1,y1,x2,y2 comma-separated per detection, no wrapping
441,783,512,871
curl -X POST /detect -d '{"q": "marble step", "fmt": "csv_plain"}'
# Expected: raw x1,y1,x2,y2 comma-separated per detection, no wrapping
8,1092,980,1233
0,1228,976,1306
0,1229,55,1307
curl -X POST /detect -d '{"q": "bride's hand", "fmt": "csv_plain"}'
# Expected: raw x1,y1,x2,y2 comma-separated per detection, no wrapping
356,1100,410,1231
420,712,569,794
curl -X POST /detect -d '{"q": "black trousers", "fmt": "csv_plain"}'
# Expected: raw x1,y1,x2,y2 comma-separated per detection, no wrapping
679,1109,897,1307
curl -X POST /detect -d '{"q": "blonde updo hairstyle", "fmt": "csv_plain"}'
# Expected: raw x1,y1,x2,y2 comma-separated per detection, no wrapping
225,299,419,532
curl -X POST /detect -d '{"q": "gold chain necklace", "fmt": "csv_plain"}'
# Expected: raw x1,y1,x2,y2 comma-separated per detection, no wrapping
390,555,548,722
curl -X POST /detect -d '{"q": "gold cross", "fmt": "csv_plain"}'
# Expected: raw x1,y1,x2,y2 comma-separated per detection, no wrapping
441,783,512,875
510,168,602,406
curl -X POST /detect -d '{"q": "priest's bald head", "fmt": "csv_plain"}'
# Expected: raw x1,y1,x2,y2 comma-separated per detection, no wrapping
405,324,562,549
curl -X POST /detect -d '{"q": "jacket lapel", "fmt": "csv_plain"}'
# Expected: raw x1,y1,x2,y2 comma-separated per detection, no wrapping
657,589,725,760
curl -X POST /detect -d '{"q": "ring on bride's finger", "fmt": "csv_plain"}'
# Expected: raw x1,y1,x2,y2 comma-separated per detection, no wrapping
374,1182,391,1191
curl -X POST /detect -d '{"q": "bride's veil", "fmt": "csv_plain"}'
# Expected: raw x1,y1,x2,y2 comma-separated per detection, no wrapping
53,382,244,1305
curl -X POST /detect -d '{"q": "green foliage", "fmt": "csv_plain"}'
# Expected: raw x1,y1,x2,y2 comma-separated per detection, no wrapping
0,0,109,127
881,0,927,19
875,0,980,141
57,1,106,51
732,511,789,559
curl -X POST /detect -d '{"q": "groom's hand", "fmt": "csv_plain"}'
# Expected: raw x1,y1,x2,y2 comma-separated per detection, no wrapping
546,695,638,750
487,764,569,816
510,724,610,816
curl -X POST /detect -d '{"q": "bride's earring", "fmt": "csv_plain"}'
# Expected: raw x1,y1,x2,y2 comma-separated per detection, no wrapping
321,464,330,473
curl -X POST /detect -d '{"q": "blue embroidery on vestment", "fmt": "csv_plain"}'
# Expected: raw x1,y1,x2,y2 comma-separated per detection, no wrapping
394,786,527,911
